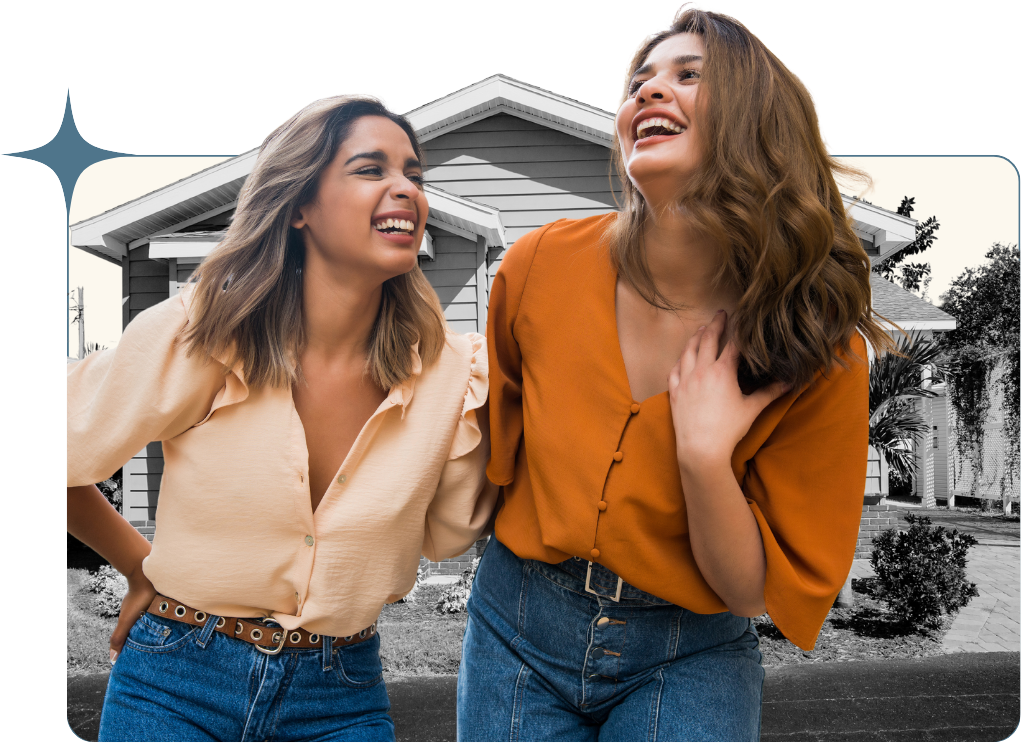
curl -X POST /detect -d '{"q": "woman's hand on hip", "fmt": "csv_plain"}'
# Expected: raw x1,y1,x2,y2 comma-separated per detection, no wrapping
110,566,157,664
668,310,788,470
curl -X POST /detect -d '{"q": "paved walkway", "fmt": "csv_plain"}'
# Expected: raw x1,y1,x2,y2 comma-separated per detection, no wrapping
850,543,1020,653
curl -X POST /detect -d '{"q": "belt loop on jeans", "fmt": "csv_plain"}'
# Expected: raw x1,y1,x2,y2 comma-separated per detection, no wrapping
196,614,221,648
585,562,623,602
322,634,333,671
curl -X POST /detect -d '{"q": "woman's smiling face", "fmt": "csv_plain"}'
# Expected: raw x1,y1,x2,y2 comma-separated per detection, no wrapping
615,33,706,204
291,115,428,282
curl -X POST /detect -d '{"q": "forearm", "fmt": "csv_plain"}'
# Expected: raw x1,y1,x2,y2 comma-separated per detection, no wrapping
678,458,766,617
67,485,151,582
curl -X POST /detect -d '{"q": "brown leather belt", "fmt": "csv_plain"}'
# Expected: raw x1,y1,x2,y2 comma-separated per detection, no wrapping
147,594,376,656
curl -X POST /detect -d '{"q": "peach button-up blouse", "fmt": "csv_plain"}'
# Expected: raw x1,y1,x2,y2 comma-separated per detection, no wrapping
68,285,498,637
487,214,870,651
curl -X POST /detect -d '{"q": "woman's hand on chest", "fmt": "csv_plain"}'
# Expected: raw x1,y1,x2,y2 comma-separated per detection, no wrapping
667,310,789,472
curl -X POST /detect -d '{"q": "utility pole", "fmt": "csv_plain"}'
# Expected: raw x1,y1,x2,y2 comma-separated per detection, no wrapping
77,287,85,360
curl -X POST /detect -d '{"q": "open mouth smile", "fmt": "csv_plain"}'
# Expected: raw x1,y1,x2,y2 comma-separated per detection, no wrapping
635,117,686,140
372,217,416,235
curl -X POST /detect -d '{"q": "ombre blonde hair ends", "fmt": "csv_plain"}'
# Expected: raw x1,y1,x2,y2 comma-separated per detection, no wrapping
182,96,446,391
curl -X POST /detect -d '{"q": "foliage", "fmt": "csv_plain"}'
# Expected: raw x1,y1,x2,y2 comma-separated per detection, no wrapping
872,197,940,298
395,567,425,604
96,470,122,511
86,565,128,619
939,243,1020,505
868,332,949,481
84,342,108,356
870,514,978,629
435,558,480,614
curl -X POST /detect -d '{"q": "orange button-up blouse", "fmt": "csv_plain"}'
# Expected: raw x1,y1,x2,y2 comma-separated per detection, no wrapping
486,214,869,651
68,285,498,638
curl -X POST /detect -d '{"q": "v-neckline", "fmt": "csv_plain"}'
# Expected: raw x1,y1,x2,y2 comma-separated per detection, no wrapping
609,266,670,407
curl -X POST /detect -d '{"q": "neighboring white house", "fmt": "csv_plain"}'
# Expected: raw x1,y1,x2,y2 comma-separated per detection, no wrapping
70,74,954,540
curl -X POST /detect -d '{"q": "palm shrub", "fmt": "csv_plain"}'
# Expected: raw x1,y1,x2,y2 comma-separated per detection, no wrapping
869,332,950,482
869,513,978,629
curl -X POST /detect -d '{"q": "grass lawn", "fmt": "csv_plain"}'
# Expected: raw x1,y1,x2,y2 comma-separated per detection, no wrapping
69,570,953,677
68,569,117,676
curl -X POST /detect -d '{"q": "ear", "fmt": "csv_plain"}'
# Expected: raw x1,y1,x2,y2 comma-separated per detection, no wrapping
290,205,308,230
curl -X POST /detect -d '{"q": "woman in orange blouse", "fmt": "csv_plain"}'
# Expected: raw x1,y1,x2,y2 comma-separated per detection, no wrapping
458,8,891,742
68,97,497,741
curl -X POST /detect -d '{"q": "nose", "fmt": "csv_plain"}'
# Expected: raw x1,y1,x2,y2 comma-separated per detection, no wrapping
391,174,420,201
635,74,673,105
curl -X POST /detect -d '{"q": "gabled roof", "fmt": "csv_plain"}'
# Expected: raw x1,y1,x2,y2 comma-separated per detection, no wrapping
145,184,505,263
71,151,257,264
405,74,615,147
871,274,956,330
70,75,915,265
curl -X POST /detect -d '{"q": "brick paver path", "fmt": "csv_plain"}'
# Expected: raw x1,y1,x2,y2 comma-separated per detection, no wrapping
850,545,1020,653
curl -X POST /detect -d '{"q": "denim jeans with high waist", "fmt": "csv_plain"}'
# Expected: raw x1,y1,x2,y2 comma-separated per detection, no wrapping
457,536,764,742
99,610,394,741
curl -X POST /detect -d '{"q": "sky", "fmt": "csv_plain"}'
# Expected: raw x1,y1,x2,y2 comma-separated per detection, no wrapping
66,156,1019,355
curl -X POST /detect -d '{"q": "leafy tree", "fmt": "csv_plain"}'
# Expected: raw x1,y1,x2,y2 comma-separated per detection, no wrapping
939,243,1020,511
872,197,941,298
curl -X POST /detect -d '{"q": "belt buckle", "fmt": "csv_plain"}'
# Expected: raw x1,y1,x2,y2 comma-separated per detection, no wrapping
584,561,623,602
254,618,288,655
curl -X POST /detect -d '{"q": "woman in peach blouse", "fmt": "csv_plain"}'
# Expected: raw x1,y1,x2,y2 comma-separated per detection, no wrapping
68,96,497,741
457,9,892,742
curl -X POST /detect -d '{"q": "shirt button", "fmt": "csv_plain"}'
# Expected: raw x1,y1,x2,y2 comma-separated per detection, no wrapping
630,403,641,414
305,535,315,547
337,474,347,484
590,548,600,559
597,501,607,512
613,451,623,462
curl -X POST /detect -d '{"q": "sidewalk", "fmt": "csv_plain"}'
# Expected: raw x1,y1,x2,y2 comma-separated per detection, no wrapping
850,543,1020,654
67,653,1020,741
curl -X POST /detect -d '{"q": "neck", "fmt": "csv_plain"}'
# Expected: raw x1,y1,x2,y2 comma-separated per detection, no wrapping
300,249,383,365
639,202,739,310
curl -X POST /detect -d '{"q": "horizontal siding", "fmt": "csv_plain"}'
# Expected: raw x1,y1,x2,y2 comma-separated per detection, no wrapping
178,265,196,282
427,161,617,180
442,303,477,321
433,285,476,304
123,442,163,524
441,176,623,196
446,319,478,333
422,113,620,251
428,251,478,270
427,147,609,166
129,260,169,277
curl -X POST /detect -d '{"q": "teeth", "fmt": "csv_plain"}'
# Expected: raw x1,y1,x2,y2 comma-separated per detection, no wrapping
373,218,415,234
636,117,684,138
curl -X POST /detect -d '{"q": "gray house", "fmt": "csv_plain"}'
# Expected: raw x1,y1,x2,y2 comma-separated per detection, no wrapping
70,75,952,562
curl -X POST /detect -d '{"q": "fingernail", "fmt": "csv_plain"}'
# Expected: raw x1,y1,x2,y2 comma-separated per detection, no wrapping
109,648,119,664
698,325,706,331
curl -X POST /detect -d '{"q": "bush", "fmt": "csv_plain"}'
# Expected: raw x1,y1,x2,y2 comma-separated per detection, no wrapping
870,513,979,629
436,558,480,614
87,565,128,618
97,470,122,511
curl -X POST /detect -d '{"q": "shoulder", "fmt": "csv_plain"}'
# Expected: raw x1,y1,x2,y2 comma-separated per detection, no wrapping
436,330,487,378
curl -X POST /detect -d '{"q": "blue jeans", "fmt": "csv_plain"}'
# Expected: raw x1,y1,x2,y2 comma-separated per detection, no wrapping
457,537,764,741
99,610,394,741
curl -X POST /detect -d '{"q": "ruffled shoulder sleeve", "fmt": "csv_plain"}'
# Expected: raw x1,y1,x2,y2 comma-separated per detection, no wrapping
447,331,489,460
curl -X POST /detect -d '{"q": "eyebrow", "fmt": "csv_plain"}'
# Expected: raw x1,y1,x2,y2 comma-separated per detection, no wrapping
631,54,703,81
344,151,422,170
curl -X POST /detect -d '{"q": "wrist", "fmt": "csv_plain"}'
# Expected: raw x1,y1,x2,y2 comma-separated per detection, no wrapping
677,450,733,480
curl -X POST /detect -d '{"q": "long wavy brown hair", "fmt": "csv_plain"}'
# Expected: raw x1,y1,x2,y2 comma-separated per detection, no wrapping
183,96,446,391
609,7,894,391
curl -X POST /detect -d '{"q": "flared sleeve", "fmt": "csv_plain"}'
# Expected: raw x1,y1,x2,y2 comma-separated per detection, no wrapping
742,333,870,650
422,333,500,561
67,293,228,487
485,224,550,486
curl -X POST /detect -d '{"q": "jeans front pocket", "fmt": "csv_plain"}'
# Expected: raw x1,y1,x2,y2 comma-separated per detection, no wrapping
331,634,384,689
124,613,198,654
